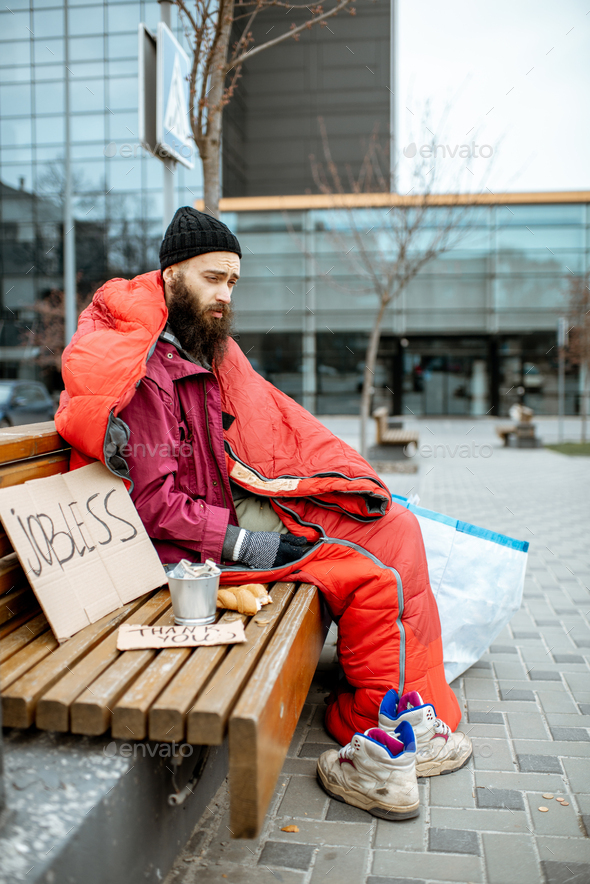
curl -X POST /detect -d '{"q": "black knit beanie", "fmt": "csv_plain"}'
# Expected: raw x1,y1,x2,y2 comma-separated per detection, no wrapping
159,207,242,271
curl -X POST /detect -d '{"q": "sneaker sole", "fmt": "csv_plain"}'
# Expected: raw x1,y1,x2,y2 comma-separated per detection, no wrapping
316,769,420,820
416,745,473,778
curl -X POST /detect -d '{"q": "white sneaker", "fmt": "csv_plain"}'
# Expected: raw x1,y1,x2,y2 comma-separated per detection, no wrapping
317,722,420,820
378,689,472,777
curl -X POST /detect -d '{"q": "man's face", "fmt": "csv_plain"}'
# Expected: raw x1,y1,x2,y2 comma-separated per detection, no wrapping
162,251,240,365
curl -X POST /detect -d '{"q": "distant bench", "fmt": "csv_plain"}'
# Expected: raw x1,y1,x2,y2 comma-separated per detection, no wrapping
0,422,329,839
372,407,419,447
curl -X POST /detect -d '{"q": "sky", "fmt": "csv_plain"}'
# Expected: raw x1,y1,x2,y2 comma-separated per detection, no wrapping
397,0,590,194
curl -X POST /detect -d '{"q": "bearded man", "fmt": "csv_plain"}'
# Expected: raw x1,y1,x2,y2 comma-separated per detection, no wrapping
57,207,471,818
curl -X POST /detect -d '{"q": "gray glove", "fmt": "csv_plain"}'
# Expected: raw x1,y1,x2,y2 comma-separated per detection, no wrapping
223,525,309,570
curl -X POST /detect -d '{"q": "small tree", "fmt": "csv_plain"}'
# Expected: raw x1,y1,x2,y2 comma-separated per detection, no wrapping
309,121,478,457
22,289,92,393
566,271,590,442
175,0,355,215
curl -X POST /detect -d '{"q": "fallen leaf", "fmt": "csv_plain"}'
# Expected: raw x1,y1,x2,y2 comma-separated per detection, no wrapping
281,825,299,833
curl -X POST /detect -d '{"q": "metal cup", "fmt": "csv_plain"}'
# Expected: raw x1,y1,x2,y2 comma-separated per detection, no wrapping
165,563,220,626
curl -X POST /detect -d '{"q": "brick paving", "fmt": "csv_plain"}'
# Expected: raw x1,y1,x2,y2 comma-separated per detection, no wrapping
165,419,590,884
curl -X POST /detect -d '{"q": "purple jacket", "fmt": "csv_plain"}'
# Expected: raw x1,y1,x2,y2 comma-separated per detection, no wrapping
118,339,238,564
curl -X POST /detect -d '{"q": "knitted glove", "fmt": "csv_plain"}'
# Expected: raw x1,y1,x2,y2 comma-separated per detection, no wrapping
272,533,310,568
223,526,309,570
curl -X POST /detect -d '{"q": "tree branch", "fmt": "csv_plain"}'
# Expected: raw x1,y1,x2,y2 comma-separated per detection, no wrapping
227,0,352,70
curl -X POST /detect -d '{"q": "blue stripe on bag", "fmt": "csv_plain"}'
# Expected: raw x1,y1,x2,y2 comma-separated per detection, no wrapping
390,493,529,553
455,521,529,552
391,494,457,526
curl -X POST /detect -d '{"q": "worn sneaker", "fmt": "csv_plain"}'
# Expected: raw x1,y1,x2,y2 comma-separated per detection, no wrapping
378,689,472,777
316,722,420,820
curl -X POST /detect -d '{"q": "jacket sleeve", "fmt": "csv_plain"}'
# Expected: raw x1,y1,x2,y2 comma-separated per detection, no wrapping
119,376,230,563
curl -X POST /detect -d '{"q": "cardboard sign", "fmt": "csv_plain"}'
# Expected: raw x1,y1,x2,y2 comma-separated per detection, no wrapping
116,621,246,649
0,462,167,642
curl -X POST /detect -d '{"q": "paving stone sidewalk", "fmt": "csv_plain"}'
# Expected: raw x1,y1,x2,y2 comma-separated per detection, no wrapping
165,420,590,884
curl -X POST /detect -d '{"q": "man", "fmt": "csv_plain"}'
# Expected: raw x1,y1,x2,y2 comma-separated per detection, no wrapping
57,207,471,817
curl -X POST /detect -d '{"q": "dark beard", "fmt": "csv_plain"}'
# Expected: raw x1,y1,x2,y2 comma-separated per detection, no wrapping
166,272,234,366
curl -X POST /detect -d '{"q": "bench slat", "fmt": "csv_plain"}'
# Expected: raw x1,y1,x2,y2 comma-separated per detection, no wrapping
70,607,175,736
229,585,327,838
0,586,36,627
0,612,49,664
186,582,296,746
0,531,14,559
0,553,23,596
0,451,70,489
36,589,171,732
0,608,43,642
380,430,419,444
0,631,59,690
0,422,66,464
111,643,194,740
1,596,149,727
148,611,248,743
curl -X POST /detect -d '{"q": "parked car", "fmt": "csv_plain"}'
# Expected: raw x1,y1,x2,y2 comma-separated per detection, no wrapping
0,381,55,427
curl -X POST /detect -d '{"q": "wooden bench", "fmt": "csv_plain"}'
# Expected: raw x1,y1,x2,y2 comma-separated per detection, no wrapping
495,424,516,446
372,407,419,447
0,422,329,839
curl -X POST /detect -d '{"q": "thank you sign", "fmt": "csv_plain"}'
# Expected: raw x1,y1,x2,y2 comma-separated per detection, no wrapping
0,463,167,642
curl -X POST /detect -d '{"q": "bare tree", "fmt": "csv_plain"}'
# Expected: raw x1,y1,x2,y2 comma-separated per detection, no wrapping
309,120,481,458
175,0,355,216
566,271,590,442
22,289,92,392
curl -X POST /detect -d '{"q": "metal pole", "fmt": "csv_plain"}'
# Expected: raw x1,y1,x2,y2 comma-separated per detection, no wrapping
557,316,566,443
163,158,176,233
63,0,76,344
159,0,176,233
389,0,397,192
302,210,316,414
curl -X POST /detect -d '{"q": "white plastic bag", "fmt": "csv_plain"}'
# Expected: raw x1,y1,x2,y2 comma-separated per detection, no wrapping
390,494,529,682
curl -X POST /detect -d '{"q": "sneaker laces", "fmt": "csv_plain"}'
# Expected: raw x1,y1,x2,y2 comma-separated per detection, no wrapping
432,718,451,738
338,742,355,762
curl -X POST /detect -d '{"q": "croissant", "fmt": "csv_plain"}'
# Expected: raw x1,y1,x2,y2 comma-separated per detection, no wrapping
216,583,271,616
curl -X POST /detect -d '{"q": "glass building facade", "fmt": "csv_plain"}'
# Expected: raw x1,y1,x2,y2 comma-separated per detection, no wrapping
0,0,201,380
0,0,587,416
226,200,589,417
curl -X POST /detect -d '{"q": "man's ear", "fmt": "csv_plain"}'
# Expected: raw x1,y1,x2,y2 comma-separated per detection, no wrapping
162,266,174,303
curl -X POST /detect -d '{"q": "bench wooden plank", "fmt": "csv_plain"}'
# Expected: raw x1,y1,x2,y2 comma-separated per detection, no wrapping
229,585,327,838
0,612,49,664
0,451,70,489
0,586,36,627
36,589,171,732
0,422,66,464
0,531,14,559
186,582,296,746
0,631,59,690
380,430,419,444
0,553,23,596
70,607,175,736
0,608,43,642
111,643,194,740
148,611,248,743
1,596,149,727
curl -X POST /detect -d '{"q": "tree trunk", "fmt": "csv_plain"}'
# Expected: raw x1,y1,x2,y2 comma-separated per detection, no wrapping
582,362,589,444
360,298,388,459
202,146,222,218
195,0,234,218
